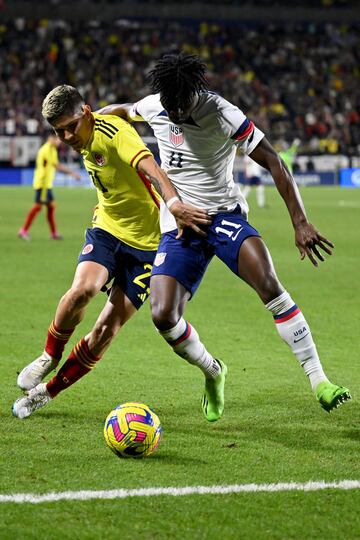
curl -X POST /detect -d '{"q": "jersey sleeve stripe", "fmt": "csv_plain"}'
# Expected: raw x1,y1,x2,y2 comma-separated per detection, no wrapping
231,119,254,141
130,148,151,168
137,170,160,209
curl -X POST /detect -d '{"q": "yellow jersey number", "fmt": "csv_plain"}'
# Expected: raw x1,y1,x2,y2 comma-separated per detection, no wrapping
134,263,152,297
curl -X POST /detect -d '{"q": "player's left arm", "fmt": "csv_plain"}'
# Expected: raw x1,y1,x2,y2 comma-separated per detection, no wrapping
249,137,334,266
137,156,211,237
56,163,82,181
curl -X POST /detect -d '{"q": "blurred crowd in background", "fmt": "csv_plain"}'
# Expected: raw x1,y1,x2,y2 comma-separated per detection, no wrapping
0,16,359,156
4,0,356,6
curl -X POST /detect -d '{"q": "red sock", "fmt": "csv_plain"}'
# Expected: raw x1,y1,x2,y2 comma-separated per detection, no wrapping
45,320,75,360
47,204,57,235
46,338,101,397
22,204,42,231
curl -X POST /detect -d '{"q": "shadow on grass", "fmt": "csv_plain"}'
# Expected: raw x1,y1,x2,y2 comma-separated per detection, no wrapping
341,428,360,441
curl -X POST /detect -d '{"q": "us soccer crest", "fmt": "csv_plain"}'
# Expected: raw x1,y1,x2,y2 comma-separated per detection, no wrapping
154,252,167,266
169,125,184,147
93,152,106,166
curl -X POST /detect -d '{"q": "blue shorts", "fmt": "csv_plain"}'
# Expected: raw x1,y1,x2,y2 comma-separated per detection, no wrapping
78,227,157,310
34,188,54,204
152,207,261,297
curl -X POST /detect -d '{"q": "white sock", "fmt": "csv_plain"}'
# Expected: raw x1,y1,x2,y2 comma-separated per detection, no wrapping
266,291,329,391
159,317,220,379
256,184,265,207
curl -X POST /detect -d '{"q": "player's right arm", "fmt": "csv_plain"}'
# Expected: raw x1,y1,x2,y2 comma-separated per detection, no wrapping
96,103,141,122
137,155,211,237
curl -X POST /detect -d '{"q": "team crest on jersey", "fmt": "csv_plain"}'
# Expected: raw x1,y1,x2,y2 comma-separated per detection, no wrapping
169,125,184,147
93,152,106,166
154,252,167,266
82,243,94,255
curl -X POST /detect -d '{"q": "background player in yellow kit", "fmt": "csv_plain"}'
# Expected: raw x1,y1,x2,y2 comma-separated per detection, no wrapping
13,84,209,418
18,132,81,240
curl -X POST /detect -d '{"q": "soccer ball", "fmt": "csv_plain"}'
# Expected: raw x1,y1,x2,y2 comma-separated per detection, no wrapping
103,402,162,458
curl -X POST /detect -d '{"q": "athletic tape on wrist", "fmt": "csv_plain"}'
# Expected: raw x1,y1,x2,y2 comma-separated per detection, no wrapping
166,196,180,210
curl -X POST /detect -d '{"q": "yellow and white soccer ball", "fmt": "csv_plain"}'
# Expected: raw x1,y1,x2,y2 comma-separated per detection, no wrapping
104,402,162,458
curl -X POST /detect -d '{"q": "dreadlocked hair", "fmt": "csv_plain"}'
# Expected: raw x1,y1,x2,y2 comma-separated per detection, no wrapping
148,53,209,111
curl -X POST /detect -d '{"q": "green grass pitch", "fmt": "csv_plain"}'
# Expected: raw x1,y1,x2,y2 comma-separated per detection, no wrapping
0,185,359,539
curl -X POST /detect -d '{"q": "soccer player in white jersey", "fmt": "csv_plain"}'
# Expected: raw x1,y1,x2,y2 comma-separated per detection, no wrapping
100,53,350,421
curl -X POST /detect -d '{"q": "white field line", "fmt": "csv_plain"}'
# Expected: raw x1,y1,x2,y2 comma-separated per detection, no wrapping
1,480,359,504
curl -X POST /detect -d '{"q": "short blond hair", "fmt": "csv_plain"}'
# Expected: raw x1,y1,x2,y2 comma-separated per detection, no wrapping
42,84,84,124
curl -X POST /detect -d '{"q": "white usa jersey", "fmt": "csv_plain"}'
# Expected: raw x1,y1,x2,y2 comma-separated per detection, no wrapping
130,92,264,233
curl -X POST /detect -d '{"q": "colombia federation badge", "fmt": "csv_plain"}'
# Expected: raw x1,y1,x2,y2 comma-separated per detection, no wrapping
93,153,106,166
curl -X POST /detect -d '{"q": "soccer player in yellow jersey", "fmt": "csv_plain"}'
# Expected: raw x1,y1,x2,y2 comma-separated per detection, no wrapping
18,132,81,240
13,84,210,418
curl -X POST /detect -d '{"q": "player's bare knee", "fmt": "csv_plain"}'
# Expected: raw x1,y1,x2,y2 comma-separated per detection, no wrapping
68,283,98,309
151,302,179,330
257,273,283,304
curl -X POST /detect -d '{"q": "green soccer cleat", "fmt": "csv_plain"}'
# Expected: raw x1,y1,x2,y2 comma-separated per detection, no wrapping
316,381,351,413
202,359,227,422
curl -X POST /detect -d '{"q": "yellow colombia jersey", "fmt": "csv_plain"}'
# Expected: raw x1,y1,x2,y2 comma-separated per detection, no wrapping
81,113,160,251
33,141,59,189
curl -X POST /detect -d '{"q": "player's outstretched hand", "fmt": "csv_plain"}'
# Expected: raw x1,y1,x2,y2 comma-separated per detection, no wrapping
170,201,212,238
295,223,334,267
